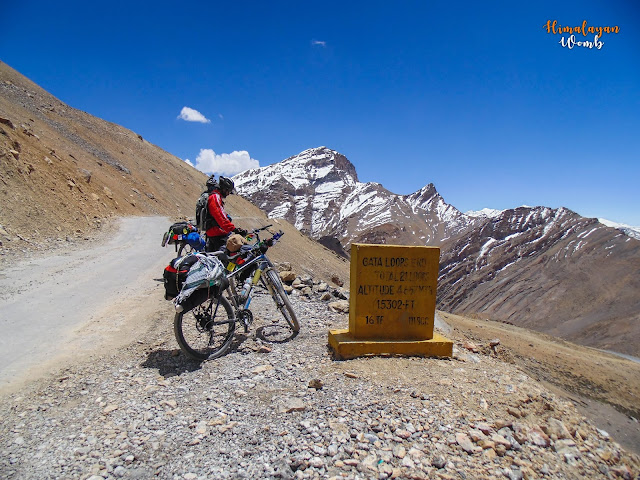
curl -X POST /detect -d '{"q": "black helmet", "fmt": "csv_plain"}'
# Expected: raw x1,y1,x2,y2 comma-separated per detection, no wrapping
205,175,218,192
218,176,235,196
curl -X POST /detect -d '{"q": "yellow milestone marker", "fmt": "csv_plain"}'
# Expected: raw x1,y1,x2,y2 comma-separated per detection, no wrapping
328,243,453,360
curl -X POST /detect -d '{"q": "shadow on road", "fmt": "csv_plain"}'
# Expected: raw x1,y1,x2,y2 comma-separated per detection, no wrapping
141,349,204,378
255,324,299,344
141,326,298,376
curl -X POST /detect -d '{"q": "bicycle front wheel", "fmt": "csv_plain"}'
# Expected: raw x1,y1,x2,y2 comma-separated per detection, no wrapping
265,268,300,332
174,295,236,360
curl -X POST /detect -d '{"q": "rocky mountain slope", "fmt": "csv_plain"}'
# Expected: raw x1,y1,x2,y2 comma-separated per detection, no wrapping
438,206,640,354
0,61,207,253
0,61,350,285
233,147,478,251
234,147,640,356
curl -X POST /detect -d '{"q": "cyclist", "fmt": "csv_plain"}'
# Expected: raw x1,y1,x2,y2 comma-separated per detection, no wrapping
204,176,246,252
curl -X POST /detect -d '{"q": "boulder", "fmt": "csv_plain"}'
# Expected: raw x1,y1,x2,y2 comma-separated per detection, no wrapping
333,287,349,300
328,300,349,313
277,262,292,272
0,117,15,129
279,271,297,283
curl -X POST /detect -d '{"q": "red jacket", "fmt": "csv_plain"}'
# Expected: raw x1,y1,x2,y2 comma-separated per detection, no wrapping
205,190,235,237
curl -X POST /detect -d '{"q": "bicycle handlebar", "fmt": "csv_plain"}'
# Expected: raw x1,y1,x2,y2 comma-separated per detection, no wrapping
249,224,273,234
245,229,284,254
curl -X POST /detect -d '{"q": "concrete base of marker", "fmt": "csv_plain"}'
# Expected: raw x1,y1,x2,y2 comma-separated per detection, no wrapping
328,329,453,360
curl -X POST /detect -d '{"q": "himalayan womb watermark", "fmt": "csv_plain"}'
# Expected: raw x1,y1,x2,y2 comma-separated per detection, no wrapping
544,20,620,50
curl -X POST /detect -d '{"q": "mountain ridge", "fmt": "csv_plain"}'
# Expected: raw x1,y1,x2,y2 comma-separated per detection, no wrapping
234,146,480,248
234,147,640,356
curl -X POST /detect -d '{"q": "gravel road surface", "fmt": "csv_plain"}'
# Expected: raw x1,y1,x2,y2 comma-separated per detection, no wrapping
0,217,638,479
0,216,170,392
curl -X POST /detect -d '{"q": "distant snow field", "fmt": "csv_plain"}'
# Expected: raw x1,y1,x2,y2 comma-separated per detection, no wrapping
599,218,640,240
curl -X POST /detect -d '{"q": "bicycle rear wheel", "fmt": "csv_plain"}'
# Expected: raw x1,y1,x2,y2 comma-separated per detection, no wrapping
264,268,299,332
174,295,236,360
177,241,195,256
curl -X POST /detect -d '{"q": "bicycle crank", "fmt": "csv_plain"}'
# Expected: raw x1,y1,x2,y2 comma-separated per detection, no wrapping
237,309,254,333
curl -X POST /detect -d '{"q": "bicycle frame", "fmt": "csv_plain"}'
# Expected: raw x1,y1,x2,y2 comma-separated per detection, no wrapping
172,226,298,360
193,250,276,337
198,226,284,318
225,251,274,310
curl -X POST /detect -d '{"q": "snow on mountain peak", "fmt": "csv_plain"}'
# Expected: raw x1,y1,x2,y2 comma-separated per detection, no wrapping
599,218,640,240
233,147,477,245
234,146,358,194
466,208,504,219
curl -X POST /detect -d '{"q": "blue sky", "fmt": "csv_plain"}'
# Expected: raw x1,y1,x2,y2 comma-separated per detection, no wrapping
1,1,639,225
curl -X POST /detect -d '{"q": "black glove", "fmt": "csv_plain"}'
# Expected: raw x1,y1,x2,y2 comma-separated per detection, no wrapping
233,228,248,237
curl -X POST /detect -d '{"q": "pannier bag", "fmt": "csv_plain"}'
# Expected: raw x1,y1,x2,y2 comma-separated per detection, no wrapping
163,253,227,313
175,254,226,305
175,276,230,314
163,255,199,300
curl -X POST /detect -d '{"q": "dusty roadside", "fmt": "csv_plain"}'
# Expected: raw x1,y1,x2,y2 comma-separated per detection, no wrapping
1,290,639,479
0,216,171,393
439,311,640,455
0,214,638,477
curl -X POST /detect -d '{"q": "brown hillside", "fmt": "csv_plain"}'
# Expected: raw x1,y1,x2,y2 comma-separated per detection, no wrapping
0,61,350,283
0,61,207,251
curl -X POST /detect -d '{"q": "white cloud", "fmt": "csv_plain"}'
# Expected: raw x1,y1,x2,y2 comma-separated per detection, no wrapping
190,149,259,176
312,40,326,47
177,106,211,123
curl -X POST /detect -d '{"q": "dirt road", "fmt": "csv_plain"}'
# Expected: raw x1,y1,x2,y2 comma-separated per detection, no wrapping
0,216,172,393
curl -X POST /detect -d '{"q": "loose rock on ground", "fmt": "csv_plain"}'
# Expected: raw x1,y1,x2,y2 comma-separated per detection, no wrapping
1,291,638,479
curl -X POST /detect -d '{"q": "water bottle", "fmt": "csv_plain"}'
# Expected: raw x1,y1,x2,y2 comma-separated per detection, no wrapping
240,277,252,301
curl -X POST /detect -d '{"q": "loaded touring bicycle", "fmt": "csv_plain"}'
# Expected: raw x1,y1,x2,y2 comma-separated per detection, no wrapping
164,225,299,360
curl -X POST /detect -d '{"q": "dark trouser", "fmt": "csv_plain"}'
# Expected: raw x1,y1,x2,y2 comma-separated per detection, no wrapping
205,235,227,253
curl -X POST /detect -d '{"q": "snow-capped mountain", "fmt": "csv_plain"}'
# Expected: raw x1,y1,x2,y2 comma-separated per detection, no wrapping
438,206,640,355
234,147,640,356
465,208,504,219
234,147,357,238
234,147,477,249
598,218,640,240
